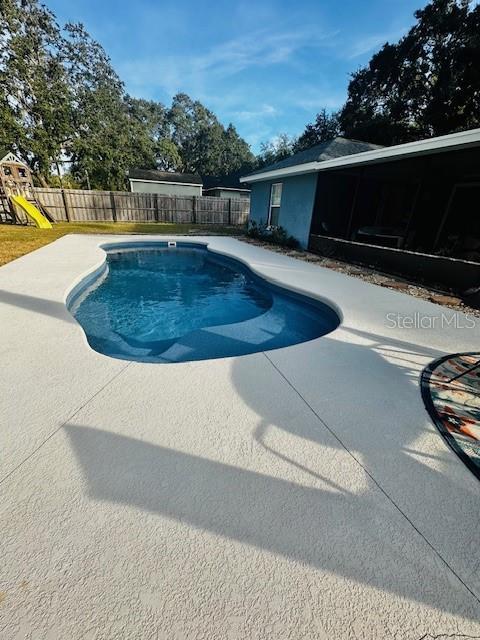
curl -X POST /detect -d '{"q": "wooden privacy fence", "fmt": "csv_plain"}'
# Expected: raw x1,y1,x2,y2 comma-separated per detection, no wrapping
34,188,250,225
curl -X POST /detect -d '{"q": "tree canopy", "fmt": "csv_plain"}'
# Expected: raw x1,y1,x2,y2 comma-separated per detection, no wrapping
0,0,255,188
294,109,340,152
2,0,479,185
257,0,480,167
0,0,71,185
256,134,296,169
339,0,480,145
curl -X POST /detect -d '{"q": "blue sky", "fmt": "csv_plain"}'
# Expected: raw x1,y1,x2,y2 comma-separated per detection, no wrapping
48,0,427,152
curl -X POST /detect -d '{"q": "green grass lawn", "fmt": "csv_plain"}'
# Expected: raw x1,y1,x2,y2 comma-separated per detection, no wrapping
0,221,245,267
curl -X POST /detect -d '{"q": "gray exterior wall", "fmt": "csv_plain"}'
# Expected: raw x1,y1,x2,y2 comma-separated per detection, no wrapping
248,173,318,248
249,181,271,226
129,180,202,197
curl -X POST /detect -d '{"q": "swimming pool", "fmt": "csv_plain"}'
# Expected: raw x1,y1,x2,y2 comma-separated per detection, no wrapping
69,243,339,363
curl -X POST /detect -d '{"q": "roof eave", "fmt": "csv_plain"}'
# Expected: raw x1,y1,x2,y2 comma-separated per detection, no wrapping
129,177,202,187
240,127,480,183
240,162,320,183
204,186,251,192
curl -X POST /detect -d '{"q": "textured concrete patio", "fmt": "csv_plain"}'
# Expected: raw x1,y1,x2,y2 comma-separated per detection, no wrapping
0,234,479,639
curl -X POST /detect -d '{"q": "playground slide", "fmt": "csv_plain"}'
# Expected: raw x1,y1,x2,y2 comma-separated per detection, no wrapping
10,195,52,229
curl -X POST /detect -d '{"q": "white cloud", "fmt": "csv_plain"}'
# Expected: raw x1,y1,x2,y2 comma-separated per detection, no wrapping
345,27,409,59
118,19,407,153
292,93,345,112
120,26,335,100
232,104,277,121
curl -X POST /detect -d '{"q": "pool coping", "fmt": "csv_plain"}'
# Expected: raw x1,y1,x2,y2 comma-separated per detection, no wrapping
65,237,345,324
67,240,342,364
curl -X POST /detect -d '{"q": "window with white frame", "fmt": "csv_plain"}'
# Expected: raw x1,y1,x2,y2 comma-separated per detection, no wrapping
268,183,282,226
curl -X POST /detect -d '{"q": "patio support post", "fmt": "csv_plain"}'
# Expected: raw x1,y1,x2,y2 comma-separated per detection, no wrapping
346,168,363,240
433,184,457,251
403,158,429,248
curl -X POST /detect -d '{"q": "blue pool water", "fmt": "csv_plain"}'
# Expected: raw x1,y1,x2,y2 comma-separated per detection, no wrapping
69,243,339,363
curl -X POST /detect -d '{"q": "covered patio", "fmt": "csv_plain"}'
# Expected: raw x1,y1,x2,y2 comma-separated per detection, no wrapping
311,145,480,259
307,132,480,295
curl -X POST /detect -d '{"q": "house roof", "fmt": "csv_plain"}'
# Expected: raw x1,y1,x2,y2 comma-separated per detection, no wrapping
202,171,249,190
128,169,202,185
243,138,382,180
240,128,480,183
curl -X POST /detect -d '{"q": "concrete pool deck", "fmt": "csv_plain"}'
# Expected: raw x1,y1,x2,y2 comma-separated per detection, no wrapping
0,234,479,639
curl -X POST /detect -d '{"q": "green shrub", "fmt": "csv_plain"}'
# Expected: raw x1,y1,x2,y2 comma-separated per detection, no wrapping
247,220,300,249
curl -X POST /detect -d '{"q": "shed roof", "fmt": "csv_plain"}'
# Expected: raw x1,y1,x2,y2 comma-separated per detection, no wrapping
128,169,202,185
240,128,480,183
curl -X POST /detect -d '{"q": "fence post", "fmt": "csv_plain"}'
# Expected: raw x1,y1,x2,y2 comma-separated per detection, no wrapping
109,191,117,222
61,189,71,222
192,196,197,224
24,188,248,228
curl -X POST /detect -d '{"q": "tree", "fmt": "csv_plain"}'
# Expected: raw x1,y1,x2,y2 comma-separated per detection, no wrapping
124,97,166,167
295,109,340,151
0,1,256,189
62,23,149,189
339,0,480,145
256,133,295,168
221,124,255,175
166,93,255,176
156,139,182,171
0,0,72,184
48,172,81,188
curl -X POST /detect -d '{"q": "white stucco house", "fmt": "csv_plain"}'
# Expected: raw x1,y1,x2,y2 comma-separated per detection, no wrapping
128,169,203,197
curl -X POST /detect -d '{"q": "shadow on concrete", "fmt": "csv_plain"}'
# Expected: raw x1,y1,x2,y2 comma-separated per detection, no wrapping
232,329,479,504
65,420,479,619
0,289,75,324
229,331,480,612
342,325,446,360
